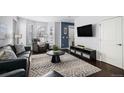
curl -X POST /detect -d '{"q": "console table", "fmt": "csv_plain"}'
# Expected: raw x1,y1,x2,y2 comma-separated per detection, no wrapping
70,46,96,61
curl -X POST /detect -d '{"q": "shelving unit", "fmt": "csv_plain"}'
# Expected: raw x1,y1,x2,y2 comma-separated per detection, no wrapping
70,46,96,61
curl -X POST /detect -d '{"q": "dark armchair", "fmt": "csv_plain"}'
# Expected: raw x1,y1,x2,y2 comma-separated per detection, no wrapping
32,38,49,53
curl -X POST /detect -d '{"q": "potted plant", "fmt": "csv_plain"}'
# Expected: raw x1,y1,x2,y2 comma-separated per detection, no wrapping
53,45,59,52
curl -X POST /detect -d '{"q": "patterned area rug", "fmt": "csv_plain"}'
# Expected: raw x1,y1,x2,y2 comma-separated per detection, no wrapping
29,53,101,77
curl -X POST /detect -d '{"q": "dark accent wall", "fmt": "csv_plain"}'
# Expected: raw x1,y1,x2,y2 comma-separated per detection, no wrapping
61,22,74,48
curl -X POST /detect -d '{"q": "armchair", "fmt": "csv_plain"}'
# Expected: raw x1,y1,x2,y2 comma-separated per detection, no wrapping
32,38,49,53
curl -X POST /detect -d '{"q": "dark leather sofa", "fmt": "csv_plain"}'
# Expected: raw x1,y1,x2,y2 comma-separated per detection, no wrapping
0,45,31,77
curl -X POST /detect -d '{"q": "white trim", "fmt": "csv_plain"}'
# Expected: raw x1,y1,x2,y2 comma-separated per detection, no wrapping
98,23,102,61
68,25,74,48
60,22,62,48
122,17,124,70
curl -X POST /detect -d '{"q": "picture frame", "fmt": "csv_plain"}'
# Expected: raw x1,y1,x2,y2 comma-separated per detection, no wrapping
64,27,68,35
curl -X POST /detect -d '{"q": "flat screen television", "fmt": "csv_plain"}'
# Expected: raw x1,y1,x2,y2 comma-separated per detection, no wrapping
77,24,93,37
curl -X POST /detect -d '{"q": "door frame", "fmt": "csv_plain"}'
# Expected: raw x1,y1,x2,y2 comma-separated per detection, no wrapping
68,25,74,49
122,17,124,69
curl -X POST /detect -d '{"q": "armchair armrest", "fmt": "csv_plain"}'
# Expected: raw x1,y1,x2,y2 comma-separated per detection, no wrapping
25,46,31,51
0,59,27,71
0,69,26,77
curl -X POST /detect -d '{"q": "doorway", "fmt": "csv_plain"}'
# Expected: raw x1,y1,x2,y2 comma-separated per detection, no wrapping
68,26,74,47
61,22,74,48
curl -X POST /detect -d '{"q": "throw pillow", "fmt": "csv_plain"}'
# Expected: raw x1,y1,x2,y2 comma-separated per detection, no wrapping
0,50,4,59
4,46,12,50
0,49,17,60
38,42,46,47
15,44,25,54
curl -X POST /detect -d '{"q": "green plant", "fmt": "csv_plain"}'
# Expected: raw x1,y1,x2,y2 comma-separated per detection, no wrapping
53,45,59,51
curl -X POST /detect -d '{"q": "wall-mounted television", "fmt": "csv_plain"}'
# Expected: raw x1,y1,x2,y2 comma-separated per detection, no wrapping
77,24,93,37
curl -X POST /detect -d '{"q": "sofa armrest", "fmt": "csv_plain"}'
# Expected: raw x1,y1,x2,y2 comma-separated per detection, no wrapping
0,69,26,77
0,59,27,71
25,46,31,51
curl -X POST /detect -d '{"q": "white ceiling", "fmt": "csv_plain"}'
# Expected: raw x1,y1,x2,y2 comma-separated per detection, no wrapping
19,16,116,23
20,16,78,22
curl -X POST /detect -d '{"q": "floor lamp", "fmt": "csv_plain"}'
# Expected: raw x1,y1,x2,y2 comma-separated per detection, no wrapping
15,34,22,44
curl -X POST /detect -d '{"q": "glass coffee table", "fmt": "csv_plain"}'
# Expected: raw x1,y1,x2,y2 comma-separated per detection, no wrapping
47,50,65,63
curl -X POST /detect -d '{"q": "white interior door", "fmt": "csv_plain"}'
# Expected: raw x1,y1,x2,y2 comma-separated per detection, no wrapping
68,26,74,47
100,17,123,69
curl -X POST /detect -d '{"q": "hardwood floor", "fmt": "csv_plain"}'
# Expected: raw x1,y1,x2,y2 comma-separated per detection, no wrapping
63,49,124,77
88,61,124,77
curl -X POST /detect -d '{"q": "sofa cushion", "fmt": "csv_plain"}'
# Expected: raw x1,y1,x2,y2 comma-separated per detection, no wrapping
23,51,31,55
18,56,28,60
17,53,30,63
15,44,25,54
17,53,30,58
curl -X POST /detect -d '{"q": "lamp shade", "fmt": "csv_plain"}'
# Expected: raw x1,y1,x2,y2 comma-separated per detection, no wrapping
15,34,22,38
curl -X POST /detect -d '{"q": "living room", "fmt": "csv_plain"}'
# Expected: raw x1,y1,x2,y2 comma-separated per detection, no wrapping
0,16,124,77
1,0,124,93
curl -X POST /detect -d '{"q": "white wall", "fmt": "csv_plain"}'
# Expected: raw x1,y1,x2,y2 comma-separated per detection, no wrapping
47,22,55,46
0,16,15,47
18,16,76,46
18,18,27,45
55,22,61,48
74,16,115,60
32,22,48,38
18,18,55,46
123,17,124,69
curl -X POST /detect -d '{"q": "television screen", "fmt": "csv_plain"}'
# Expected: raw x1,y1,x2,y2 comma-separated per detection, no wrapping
77,24,93,37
